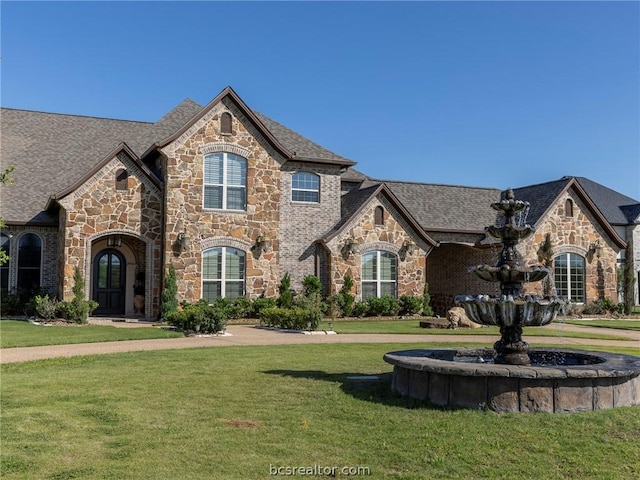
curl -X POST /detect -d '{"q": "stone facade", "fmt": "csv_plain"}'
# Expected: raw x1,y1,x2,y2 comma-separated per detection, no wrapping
57,152,163,318
161,99,282,302
520,191,620,302
324,196,428,300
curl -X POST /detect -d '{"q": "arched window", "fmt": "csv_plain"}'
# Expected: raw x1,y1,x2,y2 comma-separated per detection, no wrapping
220,112,232,135
203,247,245,302
554,253,585,303
204,152,247,210
565,199,574,217
1,233,10,292
362,251,397,300
17,233,42,292
374,206,385,226
292,172,320,203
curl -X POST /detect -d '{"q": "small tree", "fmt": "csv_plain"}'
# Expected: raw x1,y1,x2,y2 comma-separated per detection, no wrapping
622,254,636,315
422,282,434,316
339,275,355,317
277,272,293,308
538,233,554,296
161,264,179,319
61,266,97,324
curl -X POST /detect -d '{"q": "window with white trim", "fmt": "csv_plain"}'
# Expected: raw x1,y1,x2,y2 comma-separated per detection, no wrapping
17,233,42,292
292,172,320,203
362,251,397,300
202,247,245,302
204,152,247,210
554,253,585,303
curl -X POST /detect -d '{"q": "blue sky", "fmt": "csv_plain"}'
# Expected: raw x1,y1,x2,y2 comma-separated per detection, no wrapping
2,1,639,200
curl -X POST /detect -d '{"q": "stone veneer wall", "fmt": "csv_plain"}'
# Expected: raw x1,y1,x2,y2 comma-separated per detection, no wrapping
279,162,343,291
58,152,163,318
325,197,427,300
161,99,281,301
519,191,620,301
1,225,58,294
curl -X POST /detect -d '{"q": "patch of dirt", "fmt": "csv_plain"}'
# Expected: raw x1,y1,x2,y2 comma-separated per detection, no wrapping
219,418,263,429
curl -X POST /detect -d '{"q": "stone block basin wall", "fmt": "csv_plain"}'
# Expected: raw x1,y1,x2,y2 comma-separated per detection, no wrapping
384,348,640,413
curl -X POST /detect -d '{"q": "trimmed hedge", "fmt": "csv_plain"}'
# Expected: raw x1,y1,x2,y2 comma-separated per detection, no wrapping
166,300,227,334
259,307,323,331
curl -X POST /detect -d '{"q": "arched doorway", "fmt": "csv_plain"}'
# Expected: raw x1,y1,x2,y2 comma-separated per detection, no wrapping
93,249,126,315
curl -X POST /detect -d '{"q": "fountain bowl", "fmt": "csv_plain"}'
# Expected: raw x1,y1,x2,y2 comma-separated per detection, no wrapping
384,348,640,413
454,294,565,327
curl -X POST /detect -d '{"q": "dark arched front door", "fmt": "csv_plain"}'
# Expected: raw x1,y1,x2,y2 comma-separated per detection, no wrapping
93,249,125,315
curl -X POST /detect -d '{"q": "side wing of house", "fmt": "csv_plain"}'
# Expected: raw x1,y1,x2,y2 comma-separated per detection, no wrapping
517,181,626,304
320,183,436,301
54,145,163,319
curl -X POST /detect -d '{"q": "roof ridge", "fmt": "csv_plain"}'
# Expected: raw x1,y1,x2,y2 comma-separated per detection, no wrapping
379,178,500,191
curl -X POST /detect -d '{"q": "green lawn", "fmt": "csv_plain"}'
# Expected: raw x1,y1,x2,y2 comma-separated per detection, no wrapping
322,319,630,340
564,318,640,331
0,319,183,348
2,343,639,480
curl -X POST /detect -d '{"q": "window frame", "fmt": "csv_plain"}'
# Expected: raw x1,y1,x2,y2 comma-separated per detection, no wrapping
202,246,246,302
361,250,397,300
554,252,585,303
291,172,320,203
203,152,247,211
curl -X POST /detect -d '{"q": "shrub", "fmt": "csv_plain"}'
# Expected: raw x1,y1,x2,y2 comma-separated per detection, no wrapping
166,299,227,334
399,295,423,316
259,307,322,331
32,294,58,321
367,295,399,317
230,296,252,319
250,297,277,318
161,264,179,320
351,301,369,318
60,267,98,324
277,273,293,308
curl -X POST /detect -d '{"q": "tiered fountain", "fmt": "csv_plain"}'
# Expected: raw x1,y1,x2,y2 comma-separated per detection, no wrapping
384,190,640,412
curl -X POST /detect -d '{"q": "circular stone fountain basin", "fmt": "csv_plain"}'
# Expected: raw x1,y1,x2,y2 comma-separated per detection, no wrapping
383,348,640,413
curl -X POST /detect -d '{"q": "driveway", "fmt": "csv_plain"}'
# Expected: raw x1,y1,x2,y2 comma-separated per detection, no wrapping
1,321,638,364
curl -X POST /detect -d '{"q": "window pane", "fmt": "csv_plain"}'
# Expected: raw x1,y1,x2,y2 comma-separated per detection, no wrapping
226,187,246,210
293,173,319,190
18,234,42,268
380,253,396,281
204,185,222,209
98,255,108,288
203,249,222,280
381,282,396,297
225,248,245,280
227,155,246,186
203,281,221,303
204,154,223,184
362,282,377,300
362,253,377,280
110,255,121,288
292,190,319,202
225,281,243,300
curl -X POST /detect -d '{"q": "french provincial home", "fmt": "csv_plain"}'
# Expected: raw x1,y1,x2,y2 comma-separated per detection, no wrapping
1,87,639,319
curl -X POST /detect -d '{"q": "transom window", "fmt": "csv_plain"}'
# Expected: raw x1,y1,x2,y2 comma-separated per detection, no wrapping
554,253,585,303
204,152,247,210
362,251,397,300
292,172,320,203
17,233,42,292
202,247,245,302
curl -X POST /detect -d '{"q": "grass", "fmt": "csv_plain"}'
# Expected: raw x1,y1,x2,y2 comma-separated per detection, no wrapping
564,318,640,331
2,343,639,480
0,319,183,348
322,319,630,340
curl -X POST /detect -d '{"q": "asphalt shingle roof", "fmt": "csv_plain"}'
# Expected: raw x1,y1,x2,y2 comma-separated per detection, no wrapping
382,181,501,232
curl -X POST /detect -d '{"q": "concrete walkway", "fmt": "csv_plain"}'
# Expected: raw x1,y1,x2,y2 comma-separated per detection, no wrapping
1,320,638,364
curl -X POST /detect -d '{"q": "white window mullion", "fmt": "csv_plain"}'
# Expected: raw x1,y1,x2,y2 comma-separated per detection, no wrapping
221,153,228,210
